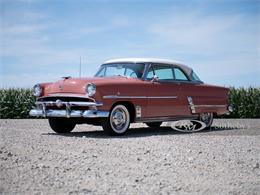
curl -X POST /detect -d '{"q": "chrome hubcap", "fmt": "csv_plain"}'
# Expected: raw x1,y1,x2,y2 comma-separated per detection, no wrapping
110,105,130,133
112,109,126,126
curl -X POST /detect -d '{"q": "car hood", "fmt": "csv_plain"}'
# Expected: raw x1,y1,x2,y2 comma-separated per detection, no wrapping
44,76,141,95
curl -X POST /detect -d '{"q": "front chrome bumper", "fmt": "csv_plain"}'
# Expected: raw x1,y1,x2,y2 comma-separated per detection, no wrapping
29,100,109,118
29,109,109,118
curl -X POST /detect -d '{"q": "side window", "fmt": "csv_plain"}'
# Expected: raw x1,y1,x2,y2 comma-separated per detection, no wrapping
147,64,174,80
147,68,154,80
174,68,188,81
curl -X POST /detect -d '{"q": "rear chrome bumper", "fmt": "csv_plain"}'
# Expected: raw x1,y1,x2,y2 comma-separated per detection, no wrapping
29,100,109,118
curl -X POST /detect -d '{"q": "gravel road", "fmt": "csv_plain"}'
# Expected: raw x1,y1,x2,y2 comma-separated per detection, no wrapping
0,119,259,195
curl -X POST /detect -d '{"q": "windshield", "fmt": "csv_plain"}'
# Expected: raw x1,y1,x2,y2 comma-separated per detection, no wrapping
95,63,145,79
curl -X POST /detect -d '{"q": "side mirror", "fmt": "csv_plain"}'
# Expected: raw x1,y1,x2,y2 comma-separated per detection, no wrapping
151,75,159,82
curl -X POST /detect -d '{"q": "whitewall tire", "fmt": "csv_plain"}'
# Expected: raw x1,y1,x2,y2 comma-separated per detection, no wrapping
101,105,130,135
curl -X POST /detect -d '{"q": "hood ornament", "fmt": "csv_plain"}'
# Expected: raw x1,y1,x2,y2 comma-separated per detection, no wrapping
61,76,71,80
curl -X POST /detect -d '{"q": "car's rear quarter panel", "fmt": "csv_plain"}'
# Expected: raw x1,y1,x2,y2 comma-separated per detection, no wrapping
181,83,229,115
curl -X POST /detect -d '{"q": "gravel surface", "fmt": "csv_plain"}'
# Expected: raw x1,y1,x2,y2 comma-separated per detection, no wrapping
0,119,259,195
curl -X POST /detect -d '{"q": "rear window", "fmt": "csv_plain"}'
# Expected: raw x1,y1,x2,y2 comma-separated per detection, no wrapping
174,68,188,81
191,71,202,82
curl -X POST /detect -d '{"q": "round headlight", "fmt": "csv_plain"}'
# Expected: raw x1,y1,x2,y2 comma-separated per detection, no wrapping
86,83,96,97
33,84,42,97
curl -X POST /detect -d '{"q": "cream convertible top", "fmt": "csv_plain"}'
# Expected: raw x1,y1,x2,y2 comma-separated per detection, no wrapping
104,58,193,77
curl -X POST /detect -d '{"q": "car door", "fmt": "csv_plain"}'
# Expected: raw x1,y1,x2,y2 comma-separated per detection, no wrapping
145,64,184,118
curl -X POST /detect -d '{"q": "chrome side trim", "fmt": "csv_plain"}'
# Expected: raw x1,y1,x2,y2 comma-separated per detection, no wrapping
147,96,178,99
29,109,109,118
103,95,177,99
187,96,196,114
135,115,198,123
187,96,227,113
194,105,226,108
35,101,103,107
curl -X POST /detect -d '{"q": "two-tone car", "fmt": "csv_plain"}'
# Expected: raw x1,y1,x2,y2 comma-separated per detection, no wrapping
29,58,232,135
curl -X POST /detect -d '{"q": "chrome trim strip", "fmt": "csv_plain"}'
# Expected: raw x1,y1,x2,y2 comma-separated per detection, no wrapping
187,96,196,114
39,94,96,102
103,95,177,99
29,109,109,118
148,96,178,99
194,105,226,108
35,101,103,107
135,115,198,123
46,93,89,98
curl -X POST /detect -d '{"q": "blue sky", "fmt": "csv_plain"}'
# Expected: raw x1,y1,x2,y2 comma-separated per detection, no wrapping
0,0,259,88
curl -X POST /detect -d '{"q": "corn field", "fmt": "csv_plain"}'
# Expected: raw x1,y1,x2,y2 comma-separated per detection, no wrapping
0,88,35,119
0,87,259,119
228,87,260,118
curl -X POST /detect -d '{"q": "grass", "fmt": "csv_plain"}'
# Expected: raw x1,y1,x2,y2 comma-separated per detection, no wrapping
0,88,35,119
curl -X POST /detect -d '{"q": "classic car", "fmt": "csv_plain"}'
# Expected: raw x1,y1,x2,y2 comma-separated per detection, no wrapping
29,58,233,135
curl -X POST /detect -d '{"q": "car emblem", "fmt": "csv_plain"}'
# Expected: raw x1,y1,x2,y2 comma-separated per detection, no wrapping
59,85,64,91
169,120,207,132
55,99,63,108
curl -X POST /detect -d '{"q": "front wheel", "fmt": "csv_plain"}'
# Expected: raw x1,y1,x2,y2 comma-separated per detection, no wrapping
199,113,213,128
48,118,76,133
101,105,130,135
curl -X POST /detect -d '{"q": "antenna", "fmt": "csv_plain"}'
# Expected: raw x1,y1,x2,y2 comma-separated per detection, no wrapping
79,56,82,78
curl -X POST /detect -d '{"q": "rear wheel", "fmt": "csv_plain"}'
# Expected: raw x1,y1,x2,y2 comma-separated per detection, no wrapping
145,122,162,128
199,113,213,128
48,118,76,133
101,104,130,136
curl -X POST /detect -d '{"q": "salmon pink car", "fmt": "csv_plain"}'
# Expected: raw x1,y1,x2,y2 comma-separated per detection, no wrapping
30,58,232,135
